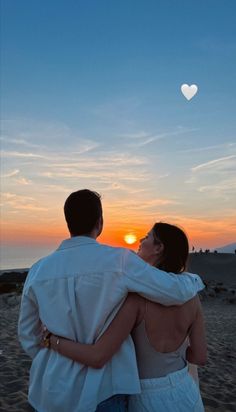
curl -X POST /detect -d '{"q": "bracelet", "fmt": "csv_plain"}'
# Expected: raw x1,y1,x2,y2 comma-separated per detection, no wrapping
55,336,60,352
43,332,52,348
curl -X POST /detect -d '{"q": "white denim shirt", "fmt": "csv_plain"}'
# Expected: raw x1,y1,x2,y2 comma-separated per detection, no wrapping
18,236,204,412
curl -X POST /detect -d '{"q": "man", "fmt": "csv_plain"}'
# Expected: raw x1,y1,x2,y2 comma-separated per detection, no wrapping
18,189,204,412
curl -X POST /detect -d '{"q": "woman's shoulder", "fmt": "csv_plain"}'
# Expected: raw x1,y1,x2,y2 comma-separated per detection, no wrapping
145,295,199,321
126,293,146,324
126,292,146,307
184,294,201,310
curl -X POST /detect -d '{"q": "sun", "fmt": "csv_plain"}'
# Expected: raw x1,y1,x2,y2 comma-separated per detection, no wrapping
124,233,137,245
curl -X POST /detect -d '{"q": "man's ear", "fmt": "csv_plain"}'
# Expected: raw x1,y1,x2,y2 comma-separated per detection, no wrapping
97,215,103,236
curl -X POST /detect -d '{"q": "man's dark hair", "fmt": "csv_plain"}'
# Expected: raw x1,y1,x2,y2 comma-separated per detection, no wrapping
64,189,102,236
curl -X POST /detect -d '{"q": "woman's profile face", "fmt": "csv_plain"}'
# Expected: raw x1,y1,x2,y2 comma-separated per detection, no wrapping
138,230,161,264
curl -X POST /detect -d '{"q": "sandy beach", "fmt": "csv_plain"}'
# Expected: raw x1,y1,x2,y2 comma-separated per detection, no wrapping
0,254,236,412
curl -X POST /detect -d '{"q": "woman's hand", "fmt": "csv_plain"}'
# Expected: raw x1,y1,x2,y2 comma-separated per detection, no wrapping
40,325,61,351
40,325,52,348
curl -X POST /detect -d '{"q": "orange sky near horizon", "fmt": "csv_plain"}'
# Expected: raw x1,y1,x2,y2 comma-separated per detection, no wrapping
1,196,235,250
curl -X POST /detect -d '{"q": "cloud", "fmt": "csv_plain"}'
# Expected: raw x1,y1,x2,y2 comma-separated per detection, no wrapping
2,193,34,201
14,204,48,211
179,143,236,154
1,170,32,185
192,155,236,172
1,118,100,155
137,199,179,208
198,179,236,194
2,169,20,178
2,192,48,212
107,198,178,211
124,127,198,148
39,169,150,182
0,150,48,159
44,153,148,168
100,182,149,194
0,136,45,149
0,142,100,161
15,177,32,185
118,131,150,139
35,151,150,186
44,184,71,193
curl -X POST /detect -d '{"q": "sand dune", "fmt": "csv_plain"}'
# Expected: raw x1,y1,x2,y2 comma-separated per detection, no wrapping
188,253,236,287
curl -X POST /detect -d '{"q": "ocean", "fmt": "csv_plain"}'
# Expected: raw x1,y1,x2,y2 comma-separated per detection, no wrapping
0,245,57,271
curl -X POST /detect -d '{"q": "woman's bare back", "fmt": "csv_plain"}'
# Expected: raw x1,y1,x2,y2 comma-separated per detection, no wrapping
135,295,198,353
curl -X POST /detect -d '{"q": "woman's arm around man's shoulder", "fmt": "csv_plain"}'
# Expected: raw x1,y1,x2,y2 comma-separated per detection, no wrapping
121,249,205,306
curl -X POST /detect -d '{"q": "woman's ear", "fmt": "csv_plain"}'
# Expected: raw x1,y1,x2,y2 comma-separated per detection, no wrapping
155,242,164,257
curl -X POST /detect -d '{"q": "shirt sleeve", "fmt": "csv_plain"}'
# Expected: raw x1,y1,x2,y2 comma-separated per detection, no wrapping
122,250,205,306
18,282,42,359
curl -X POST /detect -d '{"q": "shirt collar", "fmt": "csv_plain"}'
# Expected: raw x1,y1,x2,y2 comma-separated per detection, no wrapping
57,236,98,251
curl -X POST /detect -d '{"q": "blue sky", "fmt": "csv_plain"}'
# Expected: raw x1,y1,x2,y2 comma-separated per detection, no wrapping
1,0,236,259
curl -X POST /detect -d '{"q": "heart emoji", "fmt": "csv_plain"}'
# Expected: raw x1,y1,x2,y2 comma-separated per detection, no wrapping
181,84,198,100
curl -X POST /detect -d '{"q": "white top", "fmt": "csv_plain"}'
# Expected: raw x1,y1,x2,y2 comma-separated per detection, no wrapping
18,236,204,412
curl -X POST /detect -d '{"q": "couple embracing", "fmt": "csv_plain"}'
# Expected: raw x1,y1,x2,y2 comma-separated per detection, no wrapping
18,189,206,412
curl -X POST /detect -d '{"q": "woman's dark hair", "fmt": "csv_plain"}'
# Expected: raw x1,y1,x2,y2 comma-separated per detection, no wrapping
152,222,189,273
64,189,102,236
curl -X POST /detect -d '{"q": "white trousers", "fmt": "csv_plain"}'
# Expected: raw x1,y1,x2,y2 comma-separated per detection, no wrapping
128,366,204,412
188,363,199,386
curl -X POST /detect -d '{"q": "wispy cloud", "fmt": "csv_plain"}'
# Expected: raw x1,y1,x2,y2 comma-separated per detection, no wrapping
198,178,236,194
179,142,236,154
0,150,48,159
39,169,150,182
1,118,100,155
35,151,150,186
136,199,179,208
44,153,148,168
15,177,32,185
123,127,198,148
2,169,20,178
107,198,179,211
192,155,236,172
13,204,48,211
1,119,151,201
118,131,150,139
2,192,48,212
1,116,235,248
2,169,32,186
44,184,71,193
0,136,45,149
3,193,34,201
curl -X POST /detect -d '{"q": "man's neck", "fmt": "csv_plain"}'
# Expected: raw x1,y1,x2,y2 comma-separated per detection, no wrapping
71,233,97,240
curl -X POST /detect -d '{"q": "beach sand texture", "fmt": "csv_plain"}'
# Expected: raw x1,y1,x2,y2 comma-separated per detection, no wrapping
0,254,236,411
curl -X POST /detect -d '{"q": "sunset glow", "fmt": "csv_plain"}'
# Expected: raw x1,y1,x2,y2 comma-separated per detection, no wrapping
124,234,137,245
1,2,236,270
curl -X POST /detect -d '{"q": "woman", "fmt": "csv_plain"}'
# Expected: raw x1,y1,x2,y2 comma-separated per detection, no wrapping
42,223,206,411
